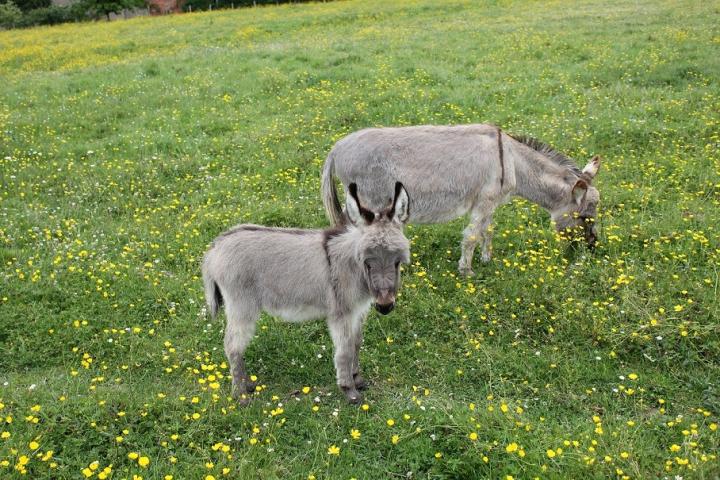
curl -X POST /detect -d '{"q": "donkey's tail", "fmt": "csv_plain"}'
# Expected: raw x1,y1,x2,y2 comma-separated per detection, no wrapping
321,151,344,225
202,259,223,319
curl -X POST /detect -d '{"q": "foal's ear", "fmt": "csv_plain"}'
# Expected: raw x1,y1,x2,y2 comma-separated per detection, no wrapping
572,179,588,205
346,183,375,226
390,182,410,224
582,155,601,179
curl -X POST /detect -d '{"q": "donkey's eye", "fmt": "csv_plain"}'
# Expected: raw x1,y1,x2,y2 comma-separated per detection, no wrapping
395,261,400,269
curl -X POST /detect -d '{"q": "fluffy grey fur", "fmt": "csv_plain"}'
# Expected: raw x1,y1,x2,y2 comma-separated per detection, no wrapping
322,124,601,275
202,184,411,404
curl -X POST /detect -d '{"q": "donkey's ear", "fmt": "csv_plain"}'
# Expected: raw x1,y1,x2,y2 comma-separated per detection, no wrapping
582,155,601,179
572,179,588,205
390,182,410,224
346,183,375,226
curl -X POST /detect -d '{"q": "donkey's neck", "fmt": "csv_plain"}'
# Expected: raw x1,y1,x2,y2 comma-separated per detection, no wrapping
512,149,574,212
325,227,371,301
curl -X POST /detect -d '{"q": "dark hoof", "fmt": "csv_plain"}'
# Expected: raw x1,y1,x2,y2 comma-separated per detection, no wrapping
231,386,254,406
458,266,475,277
233,380,258,397
341,386,363,404
242,380,258,393
353,374,368,390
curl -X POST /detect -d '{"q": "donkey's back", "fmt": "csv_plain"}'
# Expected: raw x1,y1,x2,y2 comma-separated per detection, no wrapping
202,225,329,319
325,124,505,223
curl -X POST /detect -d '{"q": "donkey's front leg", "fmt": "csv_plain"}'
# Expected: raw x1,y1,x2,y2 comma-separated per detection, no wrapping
458,222,480,276
327,316,362,404
351,312,368,391
479,220,494,262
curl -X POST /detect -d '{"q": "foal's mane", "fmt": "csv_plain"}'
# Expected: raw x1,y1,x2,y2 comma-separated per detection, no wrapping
513,135,582,176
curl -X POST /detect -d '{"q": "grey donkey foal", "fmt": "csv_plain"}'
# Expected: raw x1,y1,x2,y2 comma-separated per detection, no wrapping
322,124,601,276
202,182,411,404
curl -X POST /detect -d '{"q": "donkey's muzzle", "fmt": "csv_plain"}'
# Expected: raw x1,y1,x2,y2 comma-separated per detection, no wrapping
584,223,598,249
586,235,597,250
375,302,395,315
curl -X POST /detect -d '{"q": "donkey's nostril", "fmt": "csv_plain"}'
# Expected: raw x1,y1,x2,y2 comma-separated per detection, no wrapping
375,302,395,315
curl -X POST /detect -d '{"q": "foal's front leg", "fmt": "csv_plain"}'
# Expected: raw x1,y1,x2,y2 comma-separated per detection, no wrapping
327,315,362,404
351,312,368,390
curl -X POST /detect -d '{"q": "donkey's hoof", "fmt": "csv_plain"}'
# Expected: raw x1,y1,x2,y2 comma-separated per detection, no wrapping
233,380,258,396
341,386,363,404
458,266,475,277
353,374,368,390
481,252,492,262
231,388,254,406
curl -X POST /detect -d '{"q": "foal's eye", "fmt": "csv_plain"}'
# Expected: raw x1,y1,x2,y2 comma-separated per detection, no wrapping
395,261,400,269
364,260,371,270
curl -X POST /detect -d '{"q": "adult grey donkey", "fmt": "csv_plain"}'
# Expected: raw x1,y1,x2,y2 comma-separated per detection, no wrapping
202,182,411,404
322,124,601,276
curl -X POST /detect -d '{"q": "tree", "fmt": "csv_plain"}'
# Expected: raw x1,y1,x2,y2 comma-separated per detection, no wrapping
79,0,144,20
0,1,22,28
1,0,50,13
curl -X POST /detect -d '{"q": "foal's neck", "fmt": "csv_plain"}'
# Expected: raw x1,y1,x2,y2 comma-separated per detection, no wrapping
324,227,370,301
512,149,573,212
325,227,364,277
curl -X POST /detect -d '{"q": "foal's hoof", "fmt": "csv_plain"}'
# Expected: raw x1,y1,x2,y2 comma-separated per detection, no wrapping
233,380,258,397
341,386,363,404
244,380,258,393
458,266,475,277
353,374,368,390
231,386,254,406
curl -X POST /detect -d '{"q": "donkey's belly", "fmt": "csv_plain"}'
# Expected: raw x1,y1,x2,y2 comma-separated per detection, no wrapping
409,194,474,224
268,305,326,323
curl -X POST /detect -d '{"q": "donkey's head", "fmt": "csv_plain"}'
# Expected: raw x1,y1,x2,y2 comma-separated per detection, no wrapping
346,182,411,315
551,156,602,248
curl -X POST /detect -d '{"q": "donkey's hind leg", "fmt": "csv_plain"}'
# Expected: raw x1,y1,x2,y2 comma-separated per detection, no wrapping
458,204,496,276
223,297,259,399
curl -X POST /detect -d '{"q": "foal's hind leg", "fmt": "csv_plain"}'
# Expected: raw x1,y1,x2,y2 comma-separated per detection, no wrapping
458,205,496,276
223,299,259,399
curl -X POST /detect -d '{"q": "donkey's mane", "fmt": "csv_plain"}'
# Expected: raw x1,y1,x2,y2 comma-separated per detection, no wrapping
513,135,581,175
218,224,312,239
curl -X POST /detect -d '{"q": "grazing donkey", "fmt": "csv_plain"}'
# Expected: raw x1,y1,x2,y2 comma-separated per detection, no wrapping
202,182,411,404
322,124,601,276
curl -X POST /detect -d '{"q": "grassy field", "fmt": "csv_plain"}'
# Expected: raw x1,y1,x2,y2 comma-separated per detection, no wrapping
1,0,719,478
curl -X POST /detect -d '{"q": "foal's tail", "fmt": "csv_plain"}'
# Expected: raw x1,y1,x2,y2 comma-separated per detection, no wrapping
321,151,344,225
202,257,224,319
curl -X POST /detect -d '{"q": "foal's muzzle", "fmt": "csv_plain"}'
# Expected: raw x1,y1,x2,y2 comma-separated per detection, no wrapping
374,289,395,315
375,302,395,315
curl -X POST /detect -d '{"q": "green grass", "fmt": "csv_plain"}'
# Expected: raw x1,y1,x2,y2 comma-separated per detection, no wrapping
1,0,719,478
